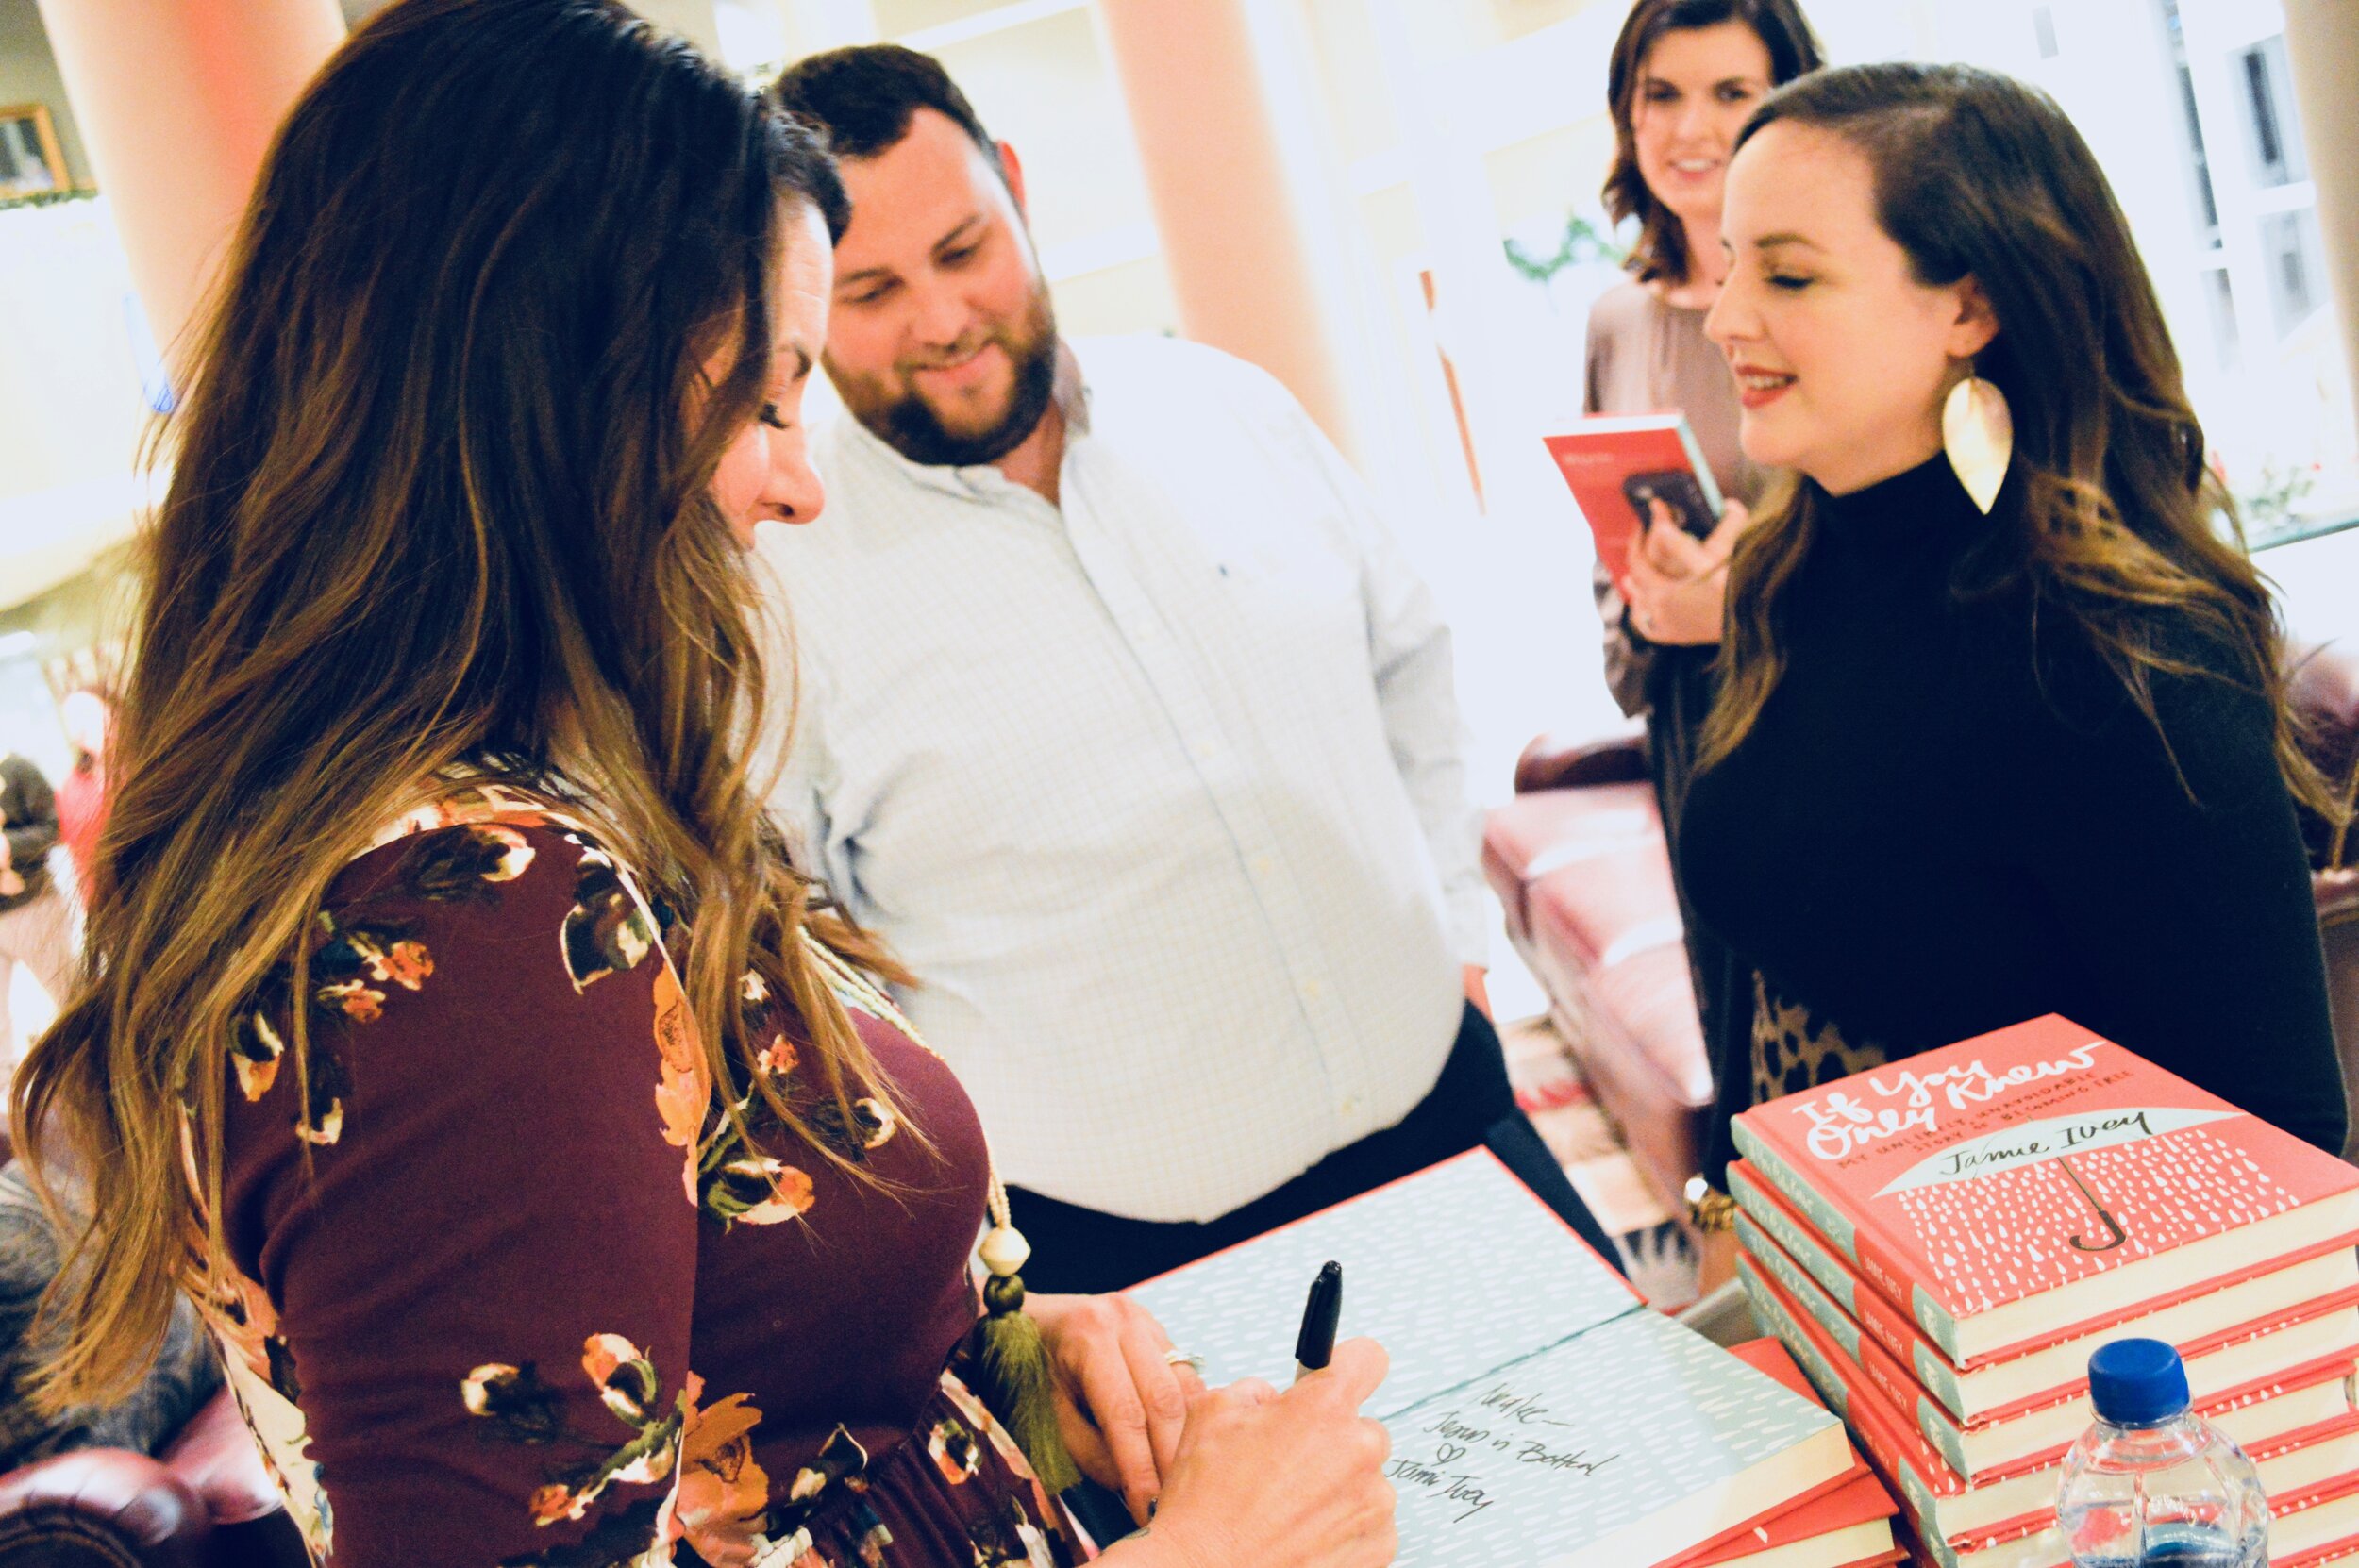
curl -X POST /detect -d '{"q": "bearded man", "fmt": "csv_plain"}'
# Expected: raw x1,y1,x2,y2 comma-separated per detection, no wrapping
761,45,1616,1297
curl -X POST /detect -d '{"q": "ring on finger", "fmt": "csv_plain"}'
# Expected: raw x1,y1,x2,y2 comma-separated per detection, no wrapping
1163,1347,1207,1372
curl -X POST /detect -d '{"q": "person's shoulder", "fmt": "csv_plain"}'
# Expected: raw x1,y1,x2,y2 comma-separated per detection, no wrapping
793,412,905,537
754,416,914,608
1080,333,1299,417
1584,276,1659,340
210,809,669,1157
317,814,622,991
2007,589,2286,799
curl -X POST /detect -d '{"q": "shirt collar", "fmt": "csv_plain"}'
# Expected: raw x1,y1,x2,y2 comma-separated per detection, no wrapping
832,338,1090,501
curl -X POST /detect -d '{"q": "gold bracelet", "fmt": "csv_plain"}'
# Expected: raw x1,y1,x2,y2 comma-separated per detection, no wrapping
1684,1175,1739,1234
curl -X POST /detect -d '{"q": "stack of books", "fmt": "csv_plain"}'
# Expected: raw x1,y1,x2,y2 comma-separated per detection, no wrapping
1728,1014,2359,1568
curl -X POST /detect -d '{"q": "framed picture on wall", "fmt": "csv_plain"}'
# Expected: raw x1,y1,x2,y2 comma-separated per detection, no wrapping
0,105,69,200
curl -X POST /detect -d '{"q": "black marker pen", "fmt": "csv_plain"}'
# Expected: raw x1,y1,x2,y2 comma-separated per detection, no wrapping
1294,1260,1343,1382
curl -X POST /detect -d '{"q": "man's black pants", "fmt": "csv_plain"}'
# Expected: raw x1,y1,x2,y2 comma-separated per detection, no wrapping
1007,1002,1625,1297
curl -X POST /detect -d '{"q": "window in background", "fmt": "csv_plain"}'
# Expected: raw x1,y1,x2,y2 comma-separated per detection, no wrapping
2235,32,2306,189
2263,208,2325,337
2203,266,2242,374
2157,0,2222,247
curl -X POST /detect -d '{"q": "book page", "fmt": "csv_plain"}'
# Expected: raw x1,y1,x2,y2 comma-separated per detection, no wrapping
1383,1309,1843,1568
1127,1150,1640,1417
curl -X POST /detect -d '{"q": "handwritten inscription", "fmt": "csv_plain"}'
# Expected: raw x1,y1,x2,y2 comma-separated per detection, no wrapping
1796,1042,2106,1160
1392,1384,1619,1526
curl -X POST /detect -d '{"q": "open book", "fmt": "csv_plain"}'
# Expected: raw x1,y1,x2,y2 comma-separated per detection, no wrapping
1127,1151,1850,1567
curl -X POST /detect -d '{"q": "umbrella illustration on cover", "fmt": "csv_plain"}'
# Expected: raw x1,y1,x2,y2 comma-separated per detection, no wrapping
1874,1108,2247,1313
2056,1156,2126,1253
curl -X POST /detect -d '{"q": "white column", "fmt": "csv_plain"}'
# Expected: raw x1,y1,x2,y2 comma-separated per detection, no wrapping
34,0,346,373
1094,0,1352,452
2284,0,2359,448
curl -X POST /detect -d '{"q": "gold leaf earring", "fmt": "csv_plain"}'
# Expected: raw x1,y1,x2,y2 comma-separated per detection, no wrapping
1942,367,2014,514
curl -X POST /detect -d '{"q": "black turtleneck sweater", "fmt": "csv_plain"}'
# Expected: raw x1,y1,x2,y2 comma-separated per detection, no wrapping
1681,456,2345,1170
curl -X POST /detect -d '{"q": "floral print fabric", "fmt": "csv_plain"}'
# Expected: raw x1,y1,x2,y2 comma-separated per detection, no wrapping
192,800,1078,1568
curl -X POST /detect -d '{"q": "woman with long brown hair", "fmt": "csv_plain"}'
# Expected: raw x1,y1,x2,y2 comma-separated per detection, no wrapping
12,3,1396,1564
1679,62,2346,1269
1581,0,1820,1260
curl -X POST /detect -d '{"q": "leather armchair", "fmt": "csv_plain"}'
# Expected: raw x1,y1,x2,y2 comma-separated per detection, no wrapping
1483,726,1713,1217
0,1391,303,1568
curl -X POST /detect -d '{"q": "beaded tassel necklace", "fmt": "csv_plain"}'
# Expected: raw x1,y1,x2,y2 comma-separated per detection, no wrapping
801,938,1080,1495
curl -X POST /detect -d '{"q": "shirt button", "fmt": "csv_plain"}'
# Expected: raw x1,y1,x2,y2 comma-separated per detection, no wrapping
1194,741,1216,761
1250,854,1274,876
1341,1095,1364,1117
1302,978,1323,1001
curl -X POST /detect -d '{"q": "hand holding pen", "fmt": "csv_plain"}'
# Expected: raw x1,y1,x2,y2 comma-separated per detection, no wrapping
1110,1261,1394,1568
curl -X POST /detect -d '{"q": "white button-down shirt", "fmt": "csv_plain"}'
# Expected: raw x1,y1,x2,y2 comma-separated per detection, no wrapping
761,336,1485,1222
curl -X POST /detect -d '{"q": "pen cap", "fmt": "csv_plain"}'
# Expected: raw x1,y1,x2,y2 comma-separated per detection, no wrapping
1295,1260,1343,1367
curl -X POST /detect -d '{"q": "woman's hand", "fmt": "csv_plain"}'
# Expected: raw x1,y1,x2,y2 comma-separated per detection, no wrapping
1028,1291,1202,1524
1625,497,1752,647
1108,1337,1397,1568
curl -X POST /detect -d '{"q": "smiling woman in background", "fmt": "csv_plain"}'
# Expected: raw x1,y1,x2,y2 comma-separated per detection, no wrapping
1681,62,2347,1280
1581,0,1821,1261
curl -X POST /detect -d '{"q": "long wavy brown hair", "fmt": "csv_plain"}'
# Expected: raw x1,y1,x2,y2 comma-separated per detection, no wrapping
16,0,909,1409
1602,0,1823,287
1699,62,2341,826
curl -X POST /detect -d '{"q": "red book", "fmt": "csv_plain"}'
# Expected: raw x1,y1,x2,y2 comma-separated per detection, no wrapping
1743,1200,2359,1492
1730,1014,2359,1366
1741,1250,2359,1557
1541,413,1724,594
1658,1339,1899,1568
1730,1159,2359,1435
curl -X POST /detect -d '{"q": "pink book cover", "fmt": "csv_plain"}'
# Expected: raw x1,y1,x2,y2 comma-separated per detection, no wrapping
1739,1183,2359,1483
2287,1529,2359,1567
1731,1158,2359,1426
1740,1251,2359,1550
1729,1014,2359,1365
1541,413,1721,594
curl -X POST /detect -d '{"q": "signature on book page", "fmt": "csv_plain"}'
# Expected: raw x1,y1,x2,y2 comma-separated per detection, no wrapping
1388,1381,1621,1526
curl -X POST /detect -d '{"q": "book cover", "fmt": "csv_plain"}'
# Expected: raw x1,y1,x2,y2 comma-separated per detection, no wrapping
1740,1200,2359,1485
1541,413,1723,594
1741,1251,2359,1552
1924,1477,2359,1568
1729,1159,2359,1425
2286,1527,2359,1568
1730,1014,2359,1364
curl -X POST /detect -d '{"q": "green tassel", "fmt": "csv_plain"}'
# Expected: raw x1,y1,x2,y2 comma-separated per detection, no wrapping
969,1271,1082,1495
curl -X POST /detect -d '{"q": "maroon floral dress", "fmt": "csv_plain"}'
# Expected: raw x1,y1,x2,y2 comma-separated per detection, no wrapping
192,794,1082,1568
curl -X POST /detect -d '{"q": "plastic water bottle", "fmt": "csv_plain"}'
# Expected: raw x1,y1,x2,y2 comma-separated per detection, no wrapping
2058,1339,2268,1567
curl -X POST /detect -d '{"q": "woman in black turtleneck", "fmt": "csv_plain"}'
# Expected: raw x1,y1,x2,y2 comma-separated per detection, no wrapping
1675,63,2346,1284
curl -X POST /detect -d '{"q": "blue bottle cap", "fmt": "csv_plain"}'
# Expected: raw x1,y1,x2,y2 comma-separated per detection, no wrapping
2087,1338,2191,1427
